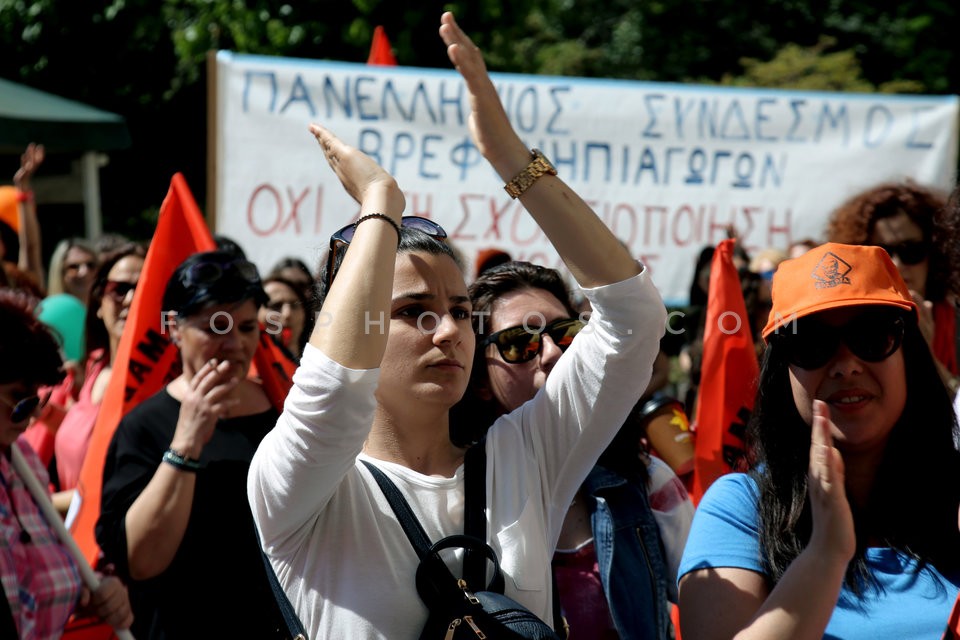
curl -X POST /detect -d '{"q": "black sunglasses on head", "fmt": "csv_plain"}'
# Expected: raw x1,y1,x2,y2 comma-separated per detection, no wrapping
184,258,261,289
325,216,447,290
770,311,905,370
481,317,586,364
876,241,929,266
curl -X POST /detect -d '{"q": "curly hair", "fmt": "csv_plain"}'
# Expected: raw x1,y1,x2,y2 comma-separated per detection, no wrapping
747,315,960,595
0,289,65,387
826,182,959,302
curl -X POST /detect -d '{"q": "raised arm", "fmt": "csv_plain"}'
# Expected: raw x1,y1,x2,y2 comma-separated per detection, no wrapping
439,12,638,288
679,401,854,640
306,124,405,369
14,143,45,287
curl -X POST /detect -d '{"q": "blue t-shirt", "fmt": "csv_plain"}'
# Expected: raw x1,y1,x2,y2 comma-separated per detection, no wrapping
679,473,960,639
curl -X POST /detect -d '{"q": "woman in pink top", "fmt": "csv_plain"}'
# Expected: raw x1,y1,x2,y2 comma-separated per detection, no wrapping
51,243,145,514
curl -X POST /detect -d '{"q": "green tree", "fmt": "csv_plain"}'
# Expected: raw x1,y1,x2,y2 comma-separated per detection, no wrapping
721,37,924,93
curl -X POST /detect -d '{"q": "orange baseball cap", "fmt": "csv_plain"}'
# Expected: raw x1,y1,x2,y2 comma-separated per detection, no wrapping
761,242,918,340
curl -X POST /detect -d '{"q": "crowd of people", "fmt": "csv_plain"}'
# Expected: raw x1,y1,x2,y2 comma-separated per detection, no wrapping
1,10,959,640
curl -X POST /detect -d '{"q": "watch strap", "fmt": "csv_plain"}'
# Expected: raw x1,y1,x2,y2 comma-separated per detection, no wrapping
504,149,557,199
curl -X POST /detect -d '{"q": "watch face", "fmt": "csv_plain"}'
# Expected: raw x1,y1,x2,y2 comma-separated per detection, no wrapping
532,149,556,174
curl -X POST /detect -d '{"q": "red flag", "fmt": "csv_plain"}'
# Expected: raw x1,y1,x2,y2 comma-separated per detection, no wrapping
69,174,294,565
690,239,759,505
367,25,398,66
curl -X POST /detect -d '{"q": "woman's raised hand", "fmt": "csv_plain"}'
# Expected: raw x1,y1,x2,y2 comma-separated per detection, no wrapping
14,142,44,189
439,12,528,175
309,123,405,215
807,400,856,564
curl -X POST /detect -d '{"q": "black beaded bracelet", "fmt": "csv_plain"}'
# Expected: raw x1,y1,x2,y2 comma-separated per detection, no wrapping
355,213,401,239
162,448,204,472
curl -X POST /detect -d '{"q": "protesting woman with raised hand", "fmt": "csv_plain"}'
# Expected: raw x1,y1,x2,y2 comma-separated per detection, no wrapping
248,11,665,640
678,243,960,639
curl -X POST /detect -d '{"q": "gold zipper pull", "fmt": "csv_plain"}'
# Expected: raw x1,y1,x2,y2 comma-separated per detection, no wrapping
457,578,481,605
463,615,487,639
444,618,462,640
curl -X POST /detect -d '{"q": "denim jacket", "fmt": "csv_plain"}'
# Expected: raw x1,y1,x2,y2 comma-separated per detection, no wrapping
583,465,671,640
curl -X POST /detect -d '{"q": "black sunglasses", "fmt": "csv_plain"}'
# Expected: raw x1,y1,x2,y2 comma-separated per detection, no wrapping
104,280,137,303
876,241,929,266
481,317,586,364
770,311,905,370
325,216,447,290
1,389,51,424
184,258,261,289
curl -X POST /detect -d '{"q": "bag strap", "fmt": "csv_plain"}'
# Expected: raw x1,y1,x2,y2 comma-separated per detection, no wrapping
260,548,308,640
360,459,433,558
463,440,487,589
463,441,566,637
255,524,308,640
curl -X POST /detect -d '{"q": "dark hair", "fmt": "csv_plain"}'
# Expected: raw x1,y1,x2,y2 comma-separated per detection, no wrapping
315,227,462,311
163,250,268,318
747,313,960,595
450,261,579,447
84,243,147,365
214,234,247,259
261,275,315,359
269,256,314,285
688,246,714,307
0,289,65,387
827,181,958,302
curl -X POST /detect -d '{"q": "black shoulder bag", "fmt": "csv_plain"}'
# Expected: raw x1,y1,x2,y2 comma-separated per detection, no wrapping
361,443,561,640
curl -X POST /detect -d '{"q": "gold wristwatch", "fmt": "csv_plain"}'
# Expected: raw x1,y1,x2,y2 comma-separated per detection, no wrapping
503,149,557,199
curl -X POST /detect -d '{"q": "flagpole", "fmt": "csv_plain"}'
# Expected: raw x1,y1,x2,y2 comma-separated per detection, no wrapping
10,444,136,640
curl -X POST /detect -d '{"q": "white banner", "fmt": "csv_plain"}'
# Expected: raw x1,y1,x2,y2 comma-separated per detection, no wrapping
211,51,959,305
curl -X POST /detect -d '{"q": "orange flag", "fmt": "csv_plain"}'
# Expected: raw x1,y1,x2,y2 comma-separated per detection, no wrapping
69,173,295,565
689,238,759,505
367,25,398,66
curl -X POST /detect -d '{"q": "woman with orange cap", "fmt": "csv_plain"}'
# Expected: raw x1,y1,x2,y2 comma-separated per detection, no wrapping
677,243,960,639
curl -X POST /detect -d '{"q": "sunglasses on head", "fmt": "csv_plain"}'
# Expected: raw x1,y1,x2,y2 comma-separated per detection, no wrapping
104,280,137,303
770,311,905,370
1,389,52,424
876,241,929,266
183,258,261,289
325,216,447,290
481,317,586,364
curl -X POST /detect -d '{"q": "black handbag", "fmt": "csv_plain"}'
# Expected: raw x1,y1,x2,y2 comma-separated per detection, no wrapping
361,442,562,640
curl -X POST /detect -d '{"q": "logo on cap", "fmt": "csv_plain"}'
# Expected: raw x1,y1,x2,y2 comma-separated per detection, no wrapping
811,252,852,289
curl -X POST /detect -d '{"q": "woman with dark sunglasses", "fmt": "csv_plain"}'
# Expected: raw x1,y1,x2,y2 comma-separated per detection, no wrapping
827,181,960,385
0,289,133,638
452,260,694,639
248,12,666,640
95,250,289,639
678,243,960,639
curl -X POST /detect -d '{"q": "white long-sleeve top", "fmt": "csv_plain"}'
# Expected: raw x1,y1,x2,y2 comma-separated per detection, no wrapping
248,269,666,640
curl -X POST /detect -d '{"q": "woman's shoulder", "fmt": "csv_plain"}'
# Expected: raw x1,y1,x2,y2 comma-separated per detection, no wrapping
697,473,759,513
116,389,179,432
